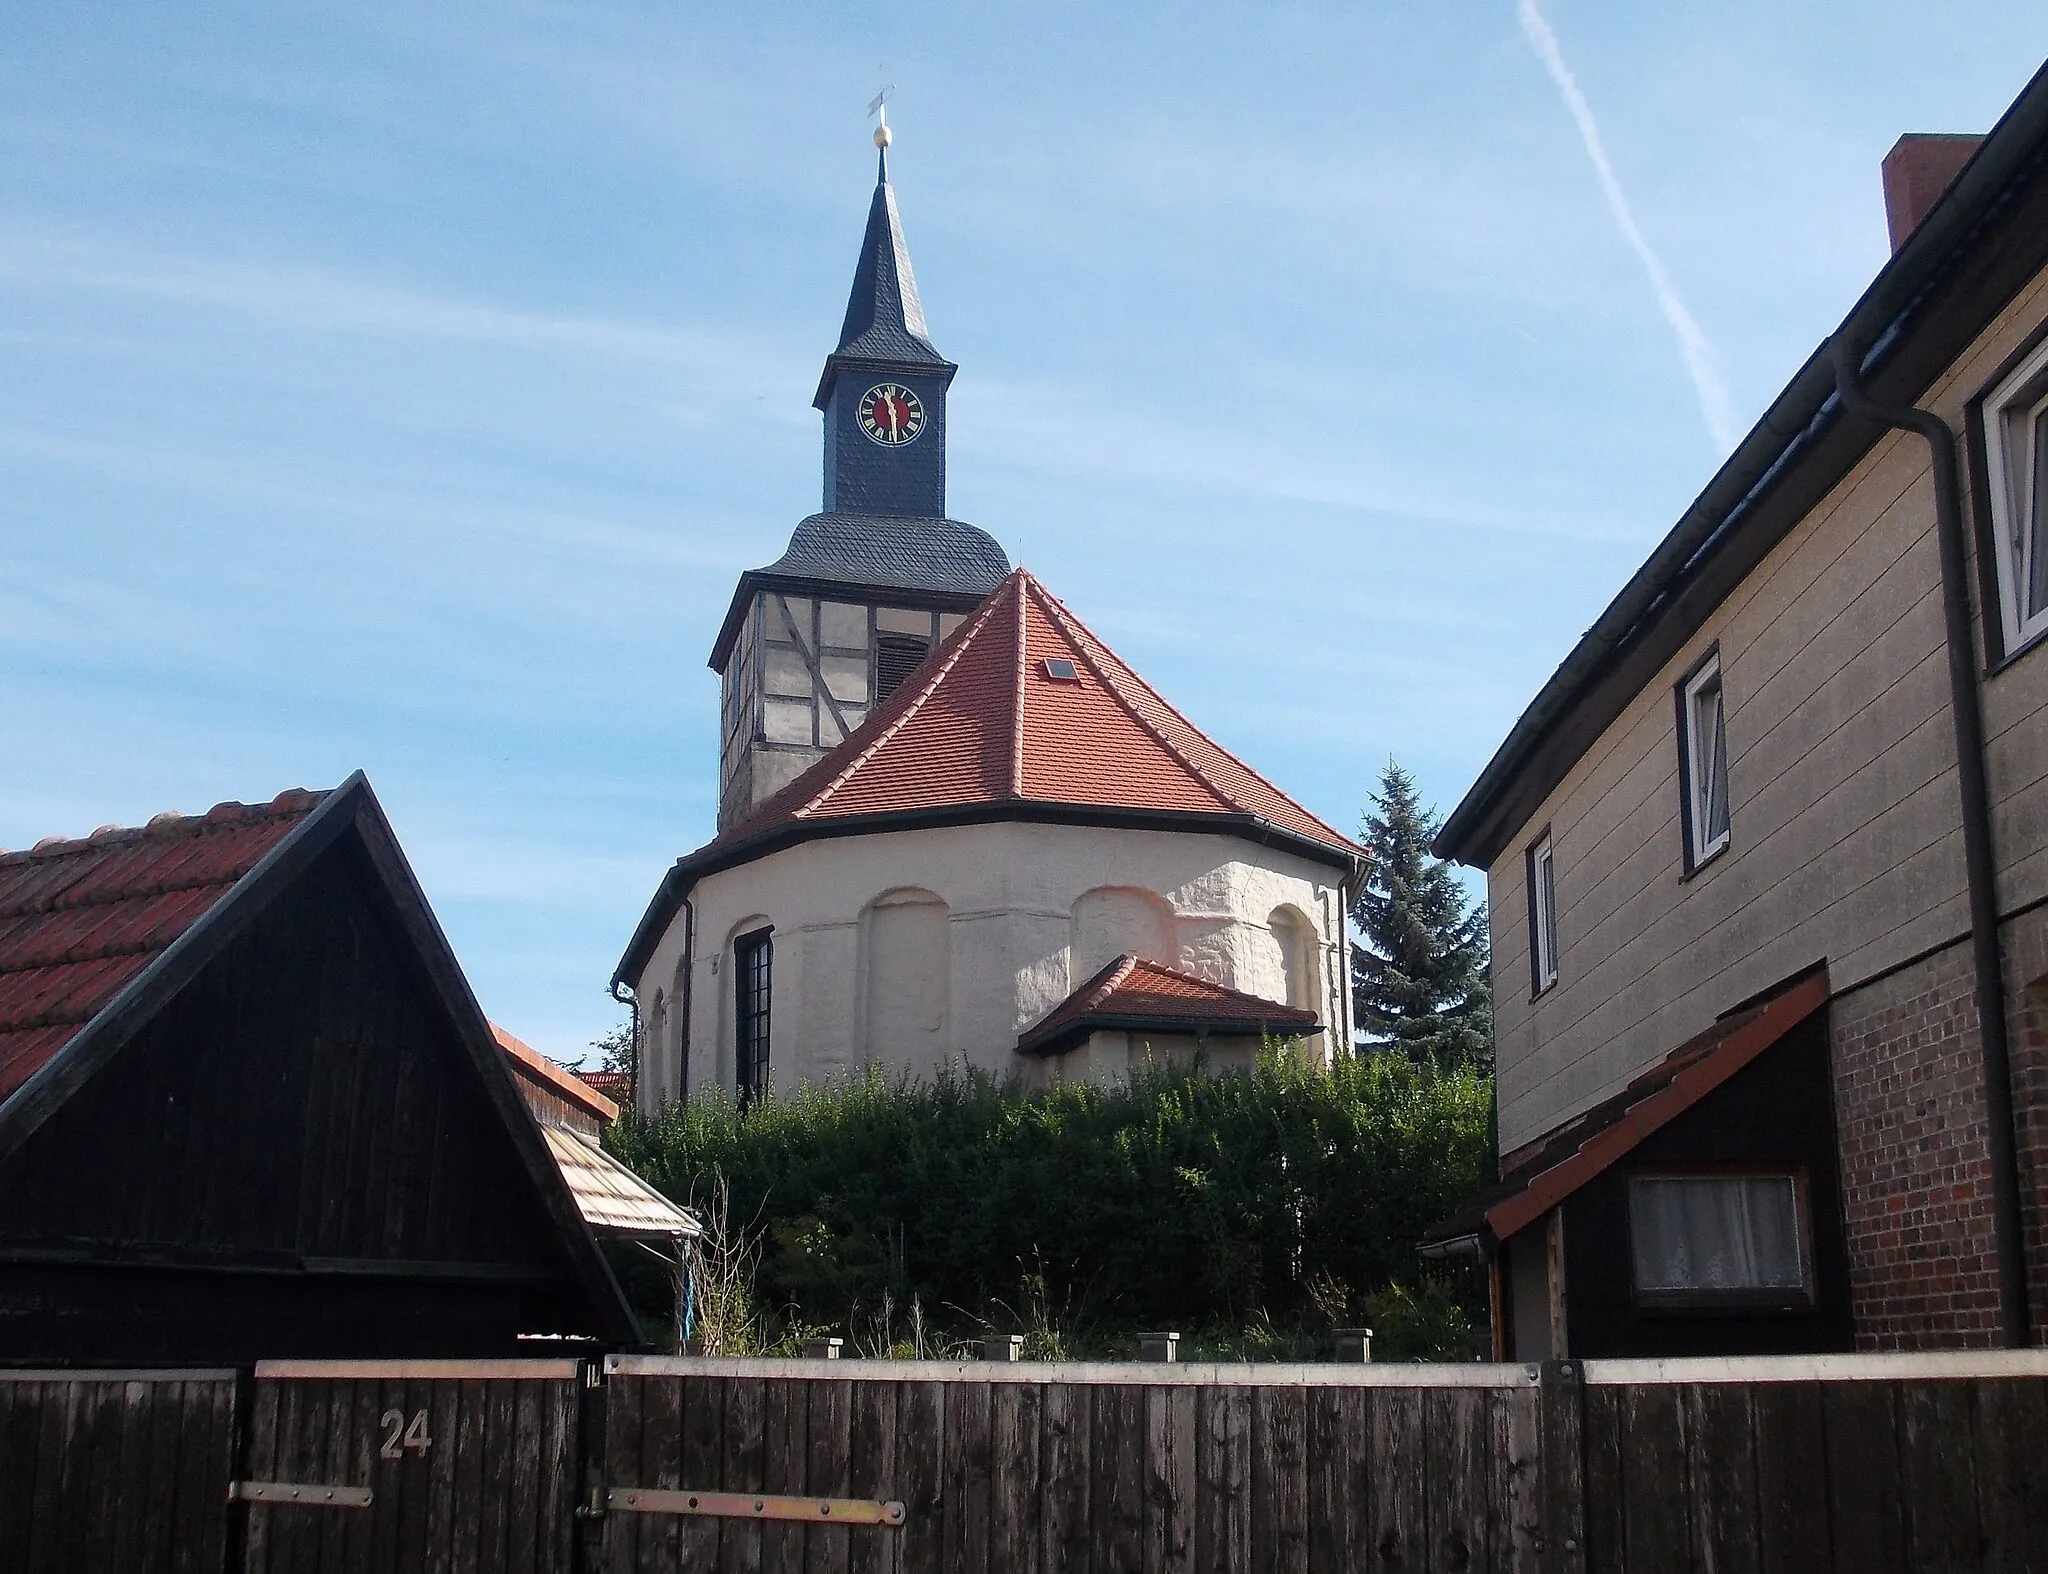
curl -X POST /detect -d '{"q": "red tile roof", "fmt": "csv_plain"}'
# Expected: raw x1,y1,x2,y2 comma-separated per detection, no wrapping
577,1069,633,1105
723,569,1361,857
491,1022,620,1124
1017,953,1321,1057
1422,969,1832,1247
0,791,327,1101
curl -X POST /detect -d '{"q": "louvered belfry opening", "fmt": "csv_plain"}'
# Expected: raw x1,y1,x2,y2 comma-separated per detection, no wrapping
875,632,931,700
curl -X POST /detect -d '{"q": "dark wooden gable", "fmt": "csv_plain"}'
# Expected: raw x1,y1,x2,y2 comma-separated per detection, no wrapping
0,777,634,1362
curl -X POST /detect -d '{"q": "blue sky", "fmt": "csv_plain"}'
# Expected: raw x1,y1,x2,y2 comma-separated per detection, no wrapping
6,4,2046,1062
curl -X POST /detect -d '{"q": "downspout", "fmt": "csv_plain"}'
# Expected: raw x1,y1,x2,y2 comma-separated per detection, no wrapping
1828,334,2030,1346
677,896,695,1104
609,977,641,1114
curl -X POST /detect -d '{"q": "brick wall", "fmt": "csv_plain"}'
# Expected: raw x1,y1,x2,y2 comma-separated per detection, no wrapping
1829,941,2005,1348
2001,903,2048,1344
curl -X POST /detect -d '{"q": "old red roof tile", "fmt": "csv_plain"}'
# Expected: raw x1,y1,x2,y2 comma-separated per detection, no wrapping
718,570,1360,858
1017,953,1321,1056
0,790,328,1100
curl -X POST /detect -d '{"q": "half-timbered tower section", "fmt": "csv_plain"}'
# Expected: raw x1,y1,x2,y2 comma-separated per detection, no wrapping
1428,65,2048,1361
0,775,635,1362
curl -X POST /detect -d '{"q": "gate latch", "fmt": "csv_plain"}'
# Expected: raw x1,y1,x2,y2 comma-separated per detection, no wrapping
228,1480,374,1508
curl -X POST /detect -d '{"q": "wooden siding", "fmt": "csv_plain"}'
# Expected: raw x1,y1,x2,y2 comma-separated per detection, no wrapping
1493,259,2048,1154
0,837,590,1361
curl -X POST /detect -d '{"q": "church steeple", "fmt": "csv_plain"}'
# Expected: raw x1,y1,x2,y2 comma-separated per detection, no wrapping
813,116,958,518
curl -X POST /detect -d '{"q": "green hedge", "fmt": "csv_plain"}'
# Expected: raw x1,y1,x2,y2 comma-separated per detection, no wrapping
607,1050,1490,1358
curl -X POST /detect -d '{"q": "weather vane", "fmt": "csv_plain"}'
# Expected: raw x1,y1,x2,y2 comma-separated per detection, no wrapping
868,79,894,150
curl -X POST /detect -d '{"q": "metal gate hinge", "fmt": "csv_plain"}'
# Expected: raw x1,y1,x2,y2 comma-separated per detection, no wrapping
606,1488,905,1525
228,1480,374,1508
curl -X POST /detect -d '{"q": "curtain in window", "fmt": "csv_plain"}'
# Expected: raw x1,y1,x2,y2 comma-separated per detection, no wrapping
1694,681,1730,845
1629,1175,1802,1291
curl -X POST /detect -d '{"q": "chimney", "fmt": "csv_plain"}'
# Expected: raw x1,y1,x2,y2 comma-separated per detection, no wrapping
1881,134,1984,252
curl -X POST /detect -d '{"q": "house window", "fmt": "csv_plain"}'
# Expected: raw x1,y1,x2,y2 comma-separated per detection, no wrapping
1628,1171,1812,1308
734,928,772,1101
1980,341,2048,654
1527,832,1558,995
1678,652,1731,869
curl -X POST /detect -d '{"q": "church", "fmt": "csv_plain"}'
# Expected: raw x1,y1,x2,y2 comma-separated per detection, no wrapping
614,122,1362,1109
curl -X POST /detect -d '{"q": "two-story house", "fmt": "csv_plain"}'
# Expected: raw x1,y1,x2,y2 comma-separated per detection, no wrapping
1427,62,2048,1361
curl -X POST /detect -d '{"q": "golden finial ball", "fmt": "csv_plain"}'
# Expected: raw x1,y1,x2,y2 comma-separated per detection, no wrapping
873,122,893,150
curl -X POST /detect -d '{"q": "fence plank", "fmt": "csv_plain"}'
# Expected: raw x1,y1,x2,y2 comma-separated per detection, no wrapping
1491,1387,1541,1574
724,1376,768,1574
1251,1386,1308,1574
1041,1378,1091,1574
896,1382,945,1574
477,1375,516,1574
1750,1382,1830,1574
989,1382,1042,1574
1578,1387,1623,1574
1365,1386,1424,1571
762,1378,810,1574
1972,1376,2048,1572
1093,1385,1144,1574
1821,1381,1905,1572
676,1374,725,1574
803,1379,853,1574
847,1378,898,1574
1145,1385,1196,1574
1897,1381,1980,1573
947,1378,992,1574
601,1364,645,1573
1683,1383,1759,1574
1194,1385,1250,1574
1304,1386,1350,1574
1618,1384,1690,1572
1427,1385,1490,1574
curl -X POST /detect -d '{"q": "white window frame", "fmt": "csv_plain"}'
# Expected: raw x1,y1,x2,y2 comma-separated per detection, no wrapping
1980,335,2048,656
1680,652,1731,869
1528,831,1559,996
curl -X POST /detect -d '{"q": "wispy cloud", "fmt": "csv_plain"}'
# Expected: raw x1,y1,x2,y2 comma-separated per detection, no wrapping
1515,0,1741,455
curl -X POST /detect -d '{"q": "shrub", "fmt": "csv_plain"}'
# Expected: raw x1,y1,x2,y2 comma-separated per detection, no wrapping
607,1048,1490,1358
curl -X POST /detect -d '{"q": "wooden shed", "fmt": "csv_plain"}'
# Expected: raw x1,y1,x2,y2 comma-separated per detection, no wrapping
0,773,636,1363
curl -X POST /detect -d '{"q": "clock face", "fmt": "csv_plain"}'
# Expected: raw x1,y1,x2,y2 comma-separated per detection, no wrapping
857,382,926,446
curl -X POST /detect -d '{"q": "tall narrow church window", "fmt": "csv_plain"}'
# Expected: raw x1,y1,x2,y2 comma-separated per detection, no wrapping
734,929,772,1102
875,633,931,700
1678,651,1731,869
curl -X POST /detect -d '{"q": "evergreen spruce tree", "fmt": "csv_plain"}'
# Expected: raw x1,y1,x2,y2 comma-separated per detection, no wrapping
1351,761,1493,1069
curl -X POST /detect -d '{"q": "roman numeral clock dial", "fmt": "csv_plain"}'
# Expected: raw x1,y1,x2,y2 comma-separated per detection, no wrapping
857,382,925,445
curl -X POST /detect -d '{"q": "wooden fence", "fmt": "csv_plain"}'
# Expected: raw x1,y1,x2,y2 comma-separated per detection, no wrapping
1,1352,2043,1572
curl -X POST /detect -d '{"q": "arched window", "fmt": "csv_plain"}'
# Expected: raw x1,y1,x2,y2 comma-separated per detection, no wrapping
670,953,691,1102
734,928,773,1102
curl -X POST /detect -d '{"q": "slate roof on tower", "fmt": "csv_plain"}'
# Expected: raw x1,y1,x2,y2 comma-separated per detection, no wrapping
623,569,1364,985
814,145,954,402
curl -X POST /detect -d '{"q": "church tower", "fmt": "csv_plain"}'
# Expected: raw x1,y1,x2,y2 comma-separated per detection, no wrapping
708,118,1010,828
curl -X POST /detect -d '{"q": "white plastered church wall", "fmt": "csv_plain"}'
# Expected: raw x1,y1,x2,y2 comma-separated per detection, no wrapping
630,820,1349,1110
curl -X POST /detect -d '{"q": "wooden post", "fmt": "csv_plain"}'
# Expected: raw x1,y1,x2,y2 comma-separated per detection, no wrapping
1137,1333,1180,1363
802,1337,843,1361
1331,1328,1373,1363
1539,1359,1587,1574
984,1335,1024,1363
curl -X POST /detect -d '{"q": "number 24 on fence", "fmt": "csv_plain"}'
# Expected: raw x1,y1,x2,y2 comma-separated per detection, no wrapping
379,1408,432,1460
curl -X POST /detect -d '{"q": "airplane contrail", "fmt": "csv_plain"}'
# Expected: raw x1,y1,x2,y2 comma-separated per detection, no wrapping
1516,0,1741,456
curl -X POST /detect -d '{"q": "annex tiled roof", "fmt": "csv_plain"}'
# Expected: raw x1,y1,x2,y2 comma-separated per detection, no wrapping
577,1069,633,1106
492,1022,620,1125
1422,969,1832,1248
0,790,328,1101
541,1126,700,1240
721,569,1363,858
1018,953,1321,1056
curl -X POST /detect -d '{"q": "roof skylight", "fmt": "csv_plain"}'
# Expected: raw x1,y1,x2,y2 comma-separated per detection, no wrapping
1043,657,1080,682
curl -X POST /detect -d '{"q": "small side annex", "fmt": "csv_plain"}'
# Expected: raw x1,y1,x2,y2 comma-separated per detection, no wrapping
0,775,636,1363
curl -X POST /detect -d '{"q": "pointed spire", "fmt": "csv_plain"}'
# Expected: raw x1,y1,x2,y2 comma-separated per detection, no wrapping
827,118,949,372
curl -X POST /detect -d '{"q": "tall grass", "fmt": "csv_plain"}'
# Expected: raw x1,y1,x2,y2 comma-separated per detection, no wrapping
607,1049,1491,1359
